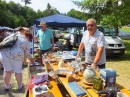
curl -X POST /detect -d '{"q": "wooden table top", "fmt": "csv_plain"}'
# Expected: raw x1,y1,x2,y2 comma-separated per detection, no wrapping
29,79,63,97
51,62,130,97
27,58,130,97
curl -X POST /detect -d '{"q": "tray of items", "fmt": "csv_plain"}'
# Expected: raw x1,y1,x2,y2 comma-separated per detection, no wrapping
55,69,73,76
44,52,58,63
45,58,58,63
61,51,76,60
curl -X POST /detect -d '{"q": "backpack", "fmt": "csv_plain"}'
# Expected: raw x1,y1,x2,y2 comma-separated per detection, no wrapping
0,34,18,49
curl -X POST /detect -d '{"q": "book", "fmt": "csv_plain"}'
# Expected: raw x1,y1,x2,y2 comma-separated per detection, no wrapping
68,81,86,96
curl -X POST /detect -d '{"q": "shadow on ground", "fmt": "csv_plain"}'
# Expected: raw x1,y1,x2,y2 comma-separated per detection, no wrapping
0,65,28,97
106,52,130,62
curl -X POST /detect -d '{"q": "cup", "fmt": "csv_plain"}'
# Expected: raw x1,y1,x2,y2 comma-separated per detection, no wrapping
117,92,128,97
75,58,81,63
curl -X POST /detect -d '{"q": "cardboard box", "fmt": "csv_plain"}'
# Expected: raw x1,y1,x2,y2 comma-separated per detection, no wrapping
29,65,48,85
29,65,46,76
100,68,116,87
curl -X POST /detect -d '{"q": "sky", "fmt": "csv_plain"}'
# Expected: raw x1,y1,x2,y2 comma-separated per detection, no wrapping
6,0,82,13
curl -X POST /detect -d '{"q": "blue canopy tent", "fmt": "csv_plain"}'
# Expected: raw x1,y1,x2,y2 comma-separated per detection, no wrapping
34,14,86,27
0,26,14,30
0,26,4,30
32,14,86,52
3,26,14,30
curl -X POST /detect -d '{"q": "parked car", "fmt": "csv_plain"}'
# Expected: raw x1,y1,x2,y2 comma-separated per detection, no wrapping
52,30,64,38
64,26,125,56
98,26,125,56
113,29,130,40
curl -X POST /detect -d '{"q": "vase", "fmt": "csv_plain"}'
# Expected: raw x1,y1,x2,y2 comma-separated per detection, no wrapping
83,65,96,83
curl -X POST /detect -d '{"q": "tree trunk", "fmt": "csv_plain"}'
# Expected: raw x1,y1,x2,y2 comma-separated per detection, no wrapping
114,26,118,36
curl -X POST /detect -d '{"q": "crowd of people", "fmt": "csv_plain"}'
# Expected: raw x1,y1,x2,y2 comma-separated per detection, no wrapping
0,18,106,92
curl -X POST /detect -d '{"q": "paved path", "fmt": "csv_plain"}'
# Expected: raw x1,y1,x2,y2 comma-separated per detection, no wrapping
0,65,28,97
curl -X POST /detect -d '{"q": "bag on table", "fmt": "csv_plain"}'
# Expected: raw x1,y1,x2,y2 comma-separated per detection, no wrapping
0,34,18,49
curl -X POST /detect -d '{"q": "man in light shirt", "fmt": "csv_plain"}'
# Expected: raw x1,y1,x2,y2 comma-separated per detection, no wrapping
76,18,106,69
34,21,54,57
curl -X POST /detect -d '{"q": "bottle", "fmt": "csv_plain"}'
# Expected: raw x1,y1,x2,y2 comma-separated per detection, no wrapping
44,61,51,72
30,42,33,54
93,76,103,91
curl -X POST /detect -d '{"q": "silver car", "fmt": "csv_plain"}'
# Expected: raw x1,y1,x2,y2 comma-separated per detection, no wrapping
97,26,125,56
65,26,125,56
112,29,130,40
118,30,130,40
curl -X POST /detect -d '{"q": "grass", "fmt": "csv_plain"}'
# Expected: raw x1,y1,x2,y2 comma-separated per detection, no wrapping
104,39,130,89
120,27,130,32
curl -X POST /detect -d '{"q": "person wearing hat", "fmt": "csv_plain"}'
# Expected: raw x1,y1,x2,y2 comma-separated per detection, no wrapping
34,21,54,57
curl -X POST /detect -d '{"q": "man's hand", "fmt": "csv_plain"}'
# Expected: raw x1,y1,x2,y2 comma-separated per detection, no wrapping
76,55,80,58
91,63,97,69
51,47,55,51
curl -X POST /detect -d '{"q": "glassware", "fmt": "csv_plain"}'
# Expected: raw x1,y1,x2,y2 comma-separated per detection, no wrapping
75,57,81,63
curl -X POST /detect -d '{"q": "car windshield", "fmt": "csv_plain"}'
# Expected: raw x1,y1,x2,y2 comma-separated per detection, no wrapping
70,27,83,34
97,27,115,36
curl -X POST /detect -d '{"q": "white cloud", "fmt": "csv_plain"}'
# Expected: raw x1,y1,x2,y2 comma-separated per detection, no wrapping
5,0,82,13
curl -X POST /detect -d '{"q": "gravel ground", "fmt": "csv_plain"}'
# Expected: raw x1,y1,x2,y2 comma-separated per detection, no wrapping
0,65,28,97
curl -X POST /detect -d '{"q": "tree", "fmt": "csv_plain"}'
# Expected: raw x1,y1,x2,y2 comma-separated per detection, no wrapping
36,10,44,18
43,3,60,16
23,6,37,26
0,1,8,26
72,0,130,35
67,9,92,21
0,1,61,28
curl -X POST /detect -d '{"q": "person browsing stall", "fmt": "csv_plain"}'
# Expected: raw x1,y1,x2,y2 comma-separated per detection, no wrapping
34,21,54,57
0,29,11,69
76,18,106,69
0,29,35,91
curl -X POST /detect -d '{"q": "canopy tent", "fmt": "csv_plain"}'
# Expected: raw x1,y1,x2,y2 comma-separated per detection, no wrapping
34,14,86,27
0,26,13,30
0,26,4,30
3,26,14,30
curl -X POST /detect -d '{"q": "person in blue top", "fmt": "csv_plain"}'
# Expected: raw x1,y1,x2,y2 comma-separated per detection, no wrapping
35,21,54,57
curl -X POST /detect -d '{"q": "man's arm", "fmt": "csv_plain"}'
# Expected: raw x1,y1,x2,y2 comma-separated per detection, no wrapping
33,36,39,42
91,46,104,69
76,42,84,58
34,31,39,42
51,38,54,51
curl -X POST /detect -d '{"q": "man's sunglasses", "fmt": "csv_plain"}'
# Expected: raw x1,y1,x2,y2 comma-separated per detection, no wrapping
87,24,95,27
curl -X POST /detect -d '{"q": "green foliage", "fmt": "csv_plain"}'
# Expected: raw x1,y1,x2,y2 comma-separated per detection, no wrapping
72,0,130,35
43,3,60,17
67,9,92,21
0,1,60,28
123,40,130,53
